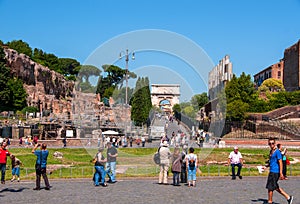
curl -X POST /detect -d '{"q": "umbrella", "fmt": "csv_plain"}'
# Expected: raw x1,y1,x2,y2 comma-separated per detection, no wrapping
102,130,119,135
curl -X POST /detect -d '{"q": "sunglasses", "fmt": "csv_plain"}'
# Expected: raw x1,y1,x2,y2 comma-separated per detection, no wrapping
268,142,275,145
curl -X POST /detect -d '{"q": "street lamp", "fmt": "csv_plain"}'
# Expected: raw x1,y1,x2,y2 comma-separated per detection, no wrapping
119,49,135,105
119,49,135,137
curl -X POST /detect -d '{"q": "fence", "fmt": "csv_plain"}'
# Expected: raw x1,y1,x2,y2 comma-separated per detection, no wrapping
9,164,300,180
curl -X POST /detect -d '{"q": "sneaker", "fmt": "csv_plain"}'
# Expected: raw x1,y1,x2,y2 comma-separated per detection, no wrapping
287,195,293,204
33,187,41,190
45,187,50,190
238,176,243,179
17,178,20,182
11,179,15,182
1,181,5,184
231,177,236,180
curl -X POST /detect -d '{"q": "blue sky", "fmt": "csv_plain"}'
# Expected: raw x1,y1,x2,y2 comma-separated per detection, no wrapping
1,0,300,101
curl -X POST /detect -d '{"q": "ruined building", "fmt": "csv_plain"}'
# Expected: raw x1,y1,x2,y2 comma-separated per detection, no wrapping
208,55,233,100
283,39,300,91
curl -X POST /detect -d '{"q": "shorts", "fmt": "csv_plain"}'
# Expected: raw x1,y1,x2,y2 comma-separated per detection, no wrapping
266,172,279,191
188,166,197,181
12,167,20,176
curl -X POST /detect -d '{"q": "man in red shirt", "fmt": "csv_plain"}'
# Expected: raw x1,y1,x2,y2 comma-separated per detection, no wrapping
0,142,11,184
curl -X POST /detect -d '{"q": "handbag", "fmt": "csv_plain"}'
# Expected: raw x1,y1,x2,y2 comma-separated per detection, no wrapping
286,158,290,165
153,147,161,165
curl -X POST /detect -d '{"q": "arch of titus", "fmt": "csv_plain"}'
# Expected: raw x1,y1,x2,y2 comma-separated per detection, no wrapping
151,84,180,112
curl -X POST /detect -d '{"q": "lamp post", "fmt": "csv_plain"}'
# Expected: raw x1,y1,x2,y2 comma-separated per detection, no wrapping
119,49,135,137
119,49,135,105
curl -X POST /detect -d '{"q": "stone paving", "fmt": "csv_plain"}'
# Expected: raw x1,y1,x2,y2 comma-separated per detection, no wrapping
0,177,299,204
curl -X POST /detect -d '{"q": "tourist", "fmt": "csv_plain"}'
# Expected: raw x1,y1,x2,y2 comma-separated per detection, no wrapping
264,138,293,204
32,143,50,190
141,135,146,147
106,142,118,183
94,148,107,187
158,141,171,184
0,142,11,184
277,143,288,179
180,145,188,183
62,137,67,148
228,146,243,180
10,155,22,182
186,147,197,187
171,147,182,186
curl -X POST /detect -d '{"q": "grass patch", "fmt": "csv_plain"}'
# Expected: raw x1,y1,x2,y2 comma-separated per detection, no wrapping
4,147,300,180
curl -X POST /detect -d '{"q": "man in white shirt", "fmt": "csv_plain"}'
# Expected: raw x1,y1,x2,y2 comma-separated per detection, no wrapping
228,146,243,180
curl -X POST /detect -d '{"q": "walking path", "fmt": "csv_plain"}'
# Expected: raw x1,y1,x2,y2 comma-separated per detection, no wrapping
0,177,298,204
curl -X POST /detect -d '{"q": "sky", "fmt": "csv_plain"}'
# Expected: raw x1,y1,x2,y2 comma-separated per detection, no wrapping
1,0,300,102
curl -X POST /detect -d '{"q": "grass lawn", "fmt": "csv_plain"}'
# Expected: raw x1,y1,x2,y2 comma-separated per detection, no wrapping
4,147,300,180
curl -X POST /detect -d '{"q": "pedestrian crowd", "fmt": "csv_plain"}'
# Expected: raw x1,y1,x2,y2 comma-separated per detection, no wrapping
0,137,295,203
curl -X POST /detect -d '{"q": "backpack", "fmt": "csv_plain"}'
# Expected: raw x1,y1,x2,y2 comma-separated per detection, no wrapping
153,147,161,165
188,155,196,170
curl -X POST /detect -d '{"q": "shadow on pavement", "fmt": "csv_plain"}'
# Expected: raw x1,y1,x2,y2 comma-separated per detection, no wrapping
251,198,280,204
0,187,29,194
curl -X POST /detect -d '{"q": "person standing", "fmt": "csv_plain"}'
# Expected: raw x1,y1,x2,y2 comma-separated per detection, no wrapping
158,141,171,184
180,145,188,183
228,146,243,180
62,137,67,148
106,142,118,183
141,135,146,147
186,147,197,187
264,138,293,204
10,155,22,182
94,148,107,187
171,147,182,186
0,142,11,184
32,143,50,190
277,143,288,179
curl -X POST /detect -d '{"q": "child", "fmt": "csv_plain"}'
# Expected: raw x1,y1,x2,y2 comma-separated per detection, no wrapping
10,155,22,182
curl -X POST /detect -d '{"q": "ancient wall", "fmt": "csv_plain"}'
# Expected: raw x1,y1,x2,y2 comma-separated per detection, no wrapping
283,40,300,91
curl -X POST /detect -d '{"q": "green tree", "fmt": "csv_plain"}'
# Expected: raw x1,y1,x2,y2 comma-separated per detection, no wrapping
78,65,101,82
58,58,80,76
7,78,28,111
0,47,11,111
225,72,256,121
190,92,208,111
7,40,32,57
183,105,196,118
131,77,152,126
172,104,181,113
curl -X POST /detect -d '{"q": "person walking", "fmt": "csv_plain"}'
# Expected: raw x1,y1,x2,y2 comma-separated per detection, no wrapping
10,155,22,182
158,141,171,184
94,148,107,187
228,146,243,180
171,147,182,186
186,147,197,187
0,142,11,184
264,138,293,204
106,142,118,183
32,143,50,190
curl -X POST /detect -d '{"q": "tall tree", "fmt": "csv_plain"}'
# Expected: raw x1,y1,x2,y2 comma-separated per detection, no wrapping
7,78,28,111
0,47,11,111
225,72,256,121
131,77,152,126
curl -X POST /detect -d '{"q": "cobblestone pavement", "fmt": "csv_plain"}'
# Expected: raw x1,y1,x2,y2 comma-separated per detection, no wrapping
0,177,298,204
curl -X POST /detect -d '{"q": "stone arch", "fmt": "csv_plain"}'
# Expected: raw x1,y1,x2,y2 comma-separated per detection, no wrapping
151,84,180,113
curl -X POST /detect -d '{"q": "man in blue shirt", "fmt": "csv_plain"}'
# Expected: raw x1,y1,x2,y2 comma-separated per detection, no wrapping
265,138,293,204
32,143,50,190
